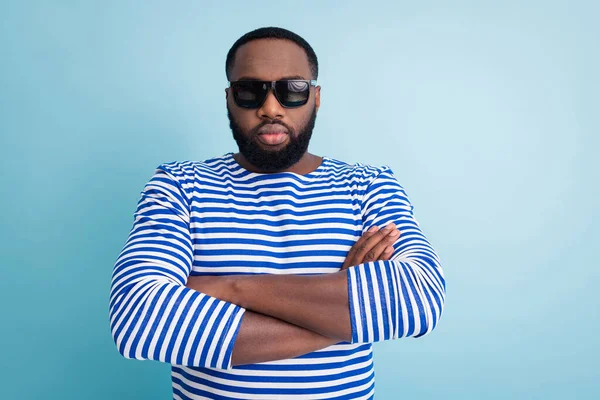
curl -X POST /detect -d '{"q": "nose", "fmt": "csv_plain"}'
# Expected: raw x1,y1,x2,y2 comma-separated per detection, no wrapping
257,87,284,120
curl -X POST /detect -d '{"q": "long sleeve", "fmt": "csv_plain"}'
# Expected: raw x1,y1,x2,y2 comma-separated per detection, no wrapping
108,162,246,369
346,166,445,343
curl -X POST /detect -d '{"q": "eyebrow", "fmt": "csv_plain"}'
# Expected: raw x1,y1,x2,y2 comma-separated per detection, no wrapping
235,75,307,81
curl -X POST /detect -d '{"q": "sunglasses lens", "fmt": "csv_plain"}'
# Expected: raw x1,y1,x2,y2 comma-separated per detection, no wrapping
232,81,267,108
231,80,311,108
275,80,310,107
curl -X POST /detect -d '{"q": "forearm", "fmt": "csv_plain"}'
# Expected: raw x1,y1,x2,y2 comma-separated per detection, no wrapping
187,272,352,342
187,253,445,346
231,310,339,366
110,165,247,370
110,279,246,369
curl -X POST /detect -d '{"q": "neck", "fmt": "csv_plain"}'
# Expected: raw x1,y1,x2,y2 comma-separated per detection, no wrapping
233,152,322,175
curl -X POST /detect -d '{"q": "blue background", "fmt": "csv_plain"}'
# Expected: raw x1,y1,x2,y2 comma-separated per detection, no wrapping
1,1,598,399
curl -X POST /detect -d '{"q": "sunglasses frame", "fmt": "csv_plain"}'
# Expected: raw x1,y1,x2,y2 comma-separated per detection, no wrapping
228,79,318,109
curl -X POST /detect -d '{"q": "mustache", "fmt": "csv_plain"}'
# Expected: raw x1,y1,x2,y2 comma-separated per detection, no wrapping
251,120,293,136
225,103,294,137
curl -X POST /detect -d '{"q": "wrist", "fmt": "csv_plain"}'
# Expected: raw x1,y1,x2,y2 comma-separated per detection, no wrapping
229,275,243,306
229,275,261,309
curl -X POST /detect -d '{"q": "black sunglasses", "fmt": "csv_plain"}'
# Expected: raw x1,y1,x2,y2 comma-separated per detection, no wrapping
228,79,318,109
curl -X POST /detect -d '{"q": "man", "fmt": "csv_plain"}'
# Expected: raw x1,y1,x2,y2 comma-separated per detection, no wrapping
109,26,445,399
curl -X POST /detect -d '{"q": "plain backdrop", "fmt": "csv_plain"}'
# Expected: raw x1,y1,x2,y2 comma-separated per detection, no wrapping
1,1,598,399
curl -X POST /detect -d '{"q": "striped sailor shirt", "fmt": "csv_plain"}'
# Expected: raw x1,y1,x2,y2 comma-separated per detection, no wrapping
109,151,445,399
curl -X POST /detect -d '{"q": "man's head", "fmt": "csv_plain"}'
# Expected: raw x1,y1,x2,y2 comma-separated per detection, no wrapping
225,27,321,172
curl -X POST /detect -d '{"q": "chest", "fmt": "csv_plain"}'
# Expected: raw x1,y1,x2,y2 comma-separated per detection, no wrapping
189,182,364,275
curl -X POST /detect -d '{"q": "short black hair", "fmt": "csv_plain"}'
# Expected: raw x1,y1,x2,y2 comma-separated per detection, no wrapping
225,27,318,81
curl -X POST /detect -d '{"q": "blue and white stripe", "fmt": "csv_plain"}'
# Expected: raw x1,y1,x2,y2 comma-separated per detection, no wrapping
109,161,246,370
347,169,445,343
109,152,445,399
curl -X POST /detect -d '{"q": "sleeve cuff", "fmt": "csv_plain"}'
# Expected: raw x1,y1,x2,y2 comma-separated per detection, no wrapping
208,304,247,370
347,261,398,343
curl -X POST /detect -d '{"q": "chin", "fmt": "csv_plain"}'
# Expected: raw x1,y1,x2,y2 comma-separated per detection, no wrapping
256,143,289,153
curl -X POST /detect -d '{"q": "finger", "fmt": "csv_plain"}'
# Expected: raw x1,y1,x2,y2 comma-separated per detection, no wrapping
348,226,380,257
361,229,400,262
342,224,399,270
380,245,395,260
365,230,400,261
360,223,397,251
354,224,397,263
359,224,399,261
342,226,379,269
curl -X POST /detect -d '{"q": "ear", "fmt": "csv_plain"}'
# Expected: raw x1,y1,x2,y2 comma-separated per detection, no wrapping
315,85,321,112
225,88,229,100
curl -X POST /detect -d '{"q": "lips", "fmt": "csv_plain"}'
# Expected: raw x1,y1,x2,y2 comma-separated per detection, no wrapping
257,124,289,146
257,132,288,146
257,124,289,135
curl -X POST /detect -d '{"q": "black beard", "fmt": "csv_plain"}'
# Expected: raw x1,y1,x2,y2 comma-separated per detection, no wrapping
227,104,317,172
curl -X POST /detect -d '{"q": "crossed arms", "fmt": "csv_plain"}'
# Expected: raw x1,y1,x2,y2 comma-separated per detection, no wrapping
185,223,399,366
109,163,446,370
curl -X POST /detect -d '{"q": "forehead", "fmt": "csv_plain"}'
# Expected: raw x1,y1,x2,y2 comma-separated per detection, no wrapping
230,39,312,80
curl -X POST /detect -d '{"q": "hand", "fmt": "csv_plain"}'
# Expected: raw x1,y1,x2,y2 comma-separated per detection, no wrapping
340,223,401,270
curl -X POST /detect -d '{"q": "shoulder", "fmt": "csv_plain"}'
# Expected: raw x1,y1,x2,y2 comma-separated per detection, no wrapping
156,153,233,181
325,156,396,185
153,153,232,200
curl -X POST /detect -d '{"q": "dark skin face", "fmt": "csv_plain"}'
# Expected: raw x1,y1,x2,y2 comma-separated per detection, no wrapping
225,39,322,174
